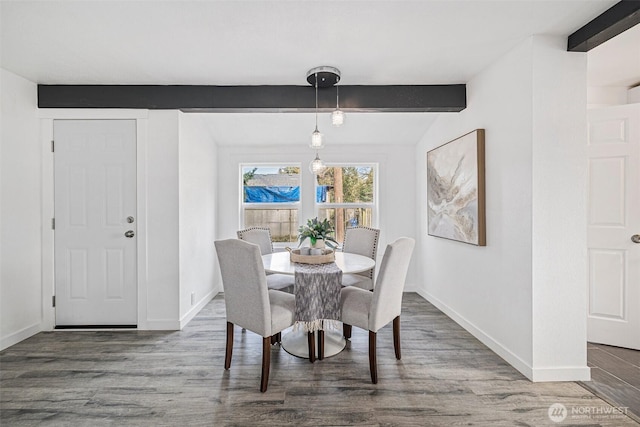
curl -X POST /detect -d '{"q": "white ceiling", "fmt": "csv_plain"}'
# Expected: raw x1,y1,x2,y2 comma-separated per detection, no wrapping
1,0,635,146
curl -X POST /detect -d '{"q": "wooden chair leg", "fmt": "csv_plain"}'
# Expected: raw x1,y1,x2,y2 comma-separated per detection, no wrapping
393,316,401,360
343,323,352,339
369,330,378,384
270,332,281,345
260,337,271,392
225,322,234,370
317,329,325,360
307,331,316,363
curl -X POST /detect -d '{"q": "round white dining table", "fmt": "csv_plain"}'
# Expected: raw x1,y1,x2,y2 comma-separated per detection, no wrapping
262,251,375,276
261,251,375,359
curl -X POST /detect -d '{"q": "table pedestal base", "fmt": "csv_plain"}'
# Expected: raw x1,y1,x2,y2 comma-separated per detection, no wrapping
281,325,346,359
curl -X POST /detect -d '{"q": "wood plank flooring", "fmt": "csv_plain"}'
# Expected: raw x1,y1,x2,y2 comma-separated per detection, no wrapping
579,342,640,423
1,293,638,426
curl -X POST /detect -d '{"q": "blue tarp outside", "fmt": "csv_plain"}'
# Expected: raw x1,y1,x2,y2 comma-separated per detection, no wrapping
316,186,327,203
245,186,300,203
244,185,331,203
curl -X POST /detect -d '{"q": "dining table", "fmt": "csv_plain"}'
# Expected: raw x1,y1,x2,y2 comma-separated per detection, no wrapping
262,251,376,359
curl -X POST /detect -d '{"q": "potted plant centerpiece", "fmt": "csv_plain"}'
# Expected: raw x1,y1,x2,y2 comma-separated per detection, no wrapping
298,217,338,249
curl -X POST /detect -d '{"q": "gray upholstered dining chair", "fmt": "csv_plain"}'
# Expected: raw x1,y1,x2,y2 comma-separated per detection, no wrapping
237,227,295,292
341,226,380,290
214,239,296,392
340,237,415,384
237,227,274,255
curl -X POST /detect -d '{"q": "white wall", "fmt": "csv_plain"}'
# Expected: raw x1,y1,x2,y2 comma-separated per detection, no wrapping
628,86,640,104
178,113,218,326
0,69,42,349
34,109,185,331
145,111,181,328
587,86,628,108
146,111,220,328
0,102,221,344
530,36,588,380
36,110,216,330
416,36,589,381
216,143,418,289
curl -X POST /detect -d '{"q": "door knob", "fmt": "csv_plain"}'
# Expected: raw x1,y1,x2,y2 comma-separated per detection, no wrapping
632,234,640,244
125,230,135,238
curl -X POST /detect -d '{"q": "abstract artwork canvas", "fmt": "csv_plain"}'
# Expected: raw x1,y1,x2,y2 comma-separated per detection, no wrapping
427,129,486,246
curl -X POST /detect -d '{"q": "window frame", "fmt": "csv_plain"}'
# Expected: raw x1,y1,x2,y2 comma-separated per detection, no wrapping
314,163,379,244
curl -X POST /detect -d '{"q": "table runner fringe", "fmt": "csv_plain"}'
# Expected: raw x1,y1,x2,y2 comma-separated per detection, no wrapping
323,319,340,331
294,319,340,333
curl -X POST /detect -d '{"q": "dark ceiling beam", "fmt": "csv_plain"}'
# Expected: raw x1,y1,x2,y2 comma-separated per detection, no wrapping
37,84,466,112
568,0,640,52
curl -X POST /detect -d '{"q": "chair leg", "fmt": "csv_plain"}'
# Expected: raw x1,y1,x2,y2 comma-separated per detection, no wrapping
393,316,401,360
343,323,352,339
317,329,325,360
270,332,281,345
260,337,271,392
225,322,234,370
369,330,378,384
307,332,316,363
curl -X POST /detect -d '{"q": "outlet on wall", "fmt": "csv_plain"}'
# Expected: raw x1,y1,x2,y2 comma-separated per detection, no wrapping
191,292,195,306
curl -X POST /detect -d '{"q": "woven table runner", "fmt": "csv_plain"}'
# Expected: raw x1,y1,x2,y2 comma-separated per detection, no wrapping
293,262,343,332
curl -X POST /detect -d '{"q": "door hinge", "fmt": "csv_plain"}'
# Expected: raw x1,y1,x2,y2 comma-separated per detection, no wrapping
52,296,56,307
51,218,55,230
51,140,55,152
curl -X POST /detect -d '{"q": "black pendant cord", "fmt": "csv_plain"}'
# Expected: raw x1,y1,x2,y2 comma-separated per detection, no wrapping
314,72,319,132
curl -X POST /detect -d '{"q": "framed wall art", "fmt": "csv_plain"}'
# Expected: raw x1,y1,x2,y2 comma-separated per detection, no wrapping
427,129,486,246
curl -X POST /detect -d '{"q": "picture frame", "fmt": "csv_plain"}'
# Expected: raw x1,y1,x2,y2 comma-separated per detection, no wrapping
427,129,486,246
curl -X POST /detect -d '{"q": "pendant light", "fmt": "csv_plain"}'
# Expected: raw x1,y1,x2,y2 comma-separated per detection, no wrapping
332,85,344,126
310,72,324,149
306,66,340,175
309,151,326,174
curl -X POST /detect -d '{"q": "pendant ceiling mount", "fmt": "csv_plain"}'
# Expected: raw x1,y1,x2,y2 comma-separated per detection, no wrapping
306,66,341,88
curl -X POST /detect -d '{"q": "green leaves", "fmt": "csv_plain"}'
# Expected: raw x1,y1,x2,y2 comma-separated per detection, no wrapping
297,217,338,249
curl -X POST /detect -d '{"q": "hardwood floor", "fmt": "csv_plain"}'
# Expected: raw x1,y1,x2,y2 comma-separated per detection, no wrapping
1,293,638,426
579,342,640,423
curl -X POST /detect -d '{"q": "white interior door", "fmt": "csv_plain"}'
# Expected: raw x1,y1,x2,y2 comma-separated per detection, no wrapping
54,119,137,326
587,104,640,350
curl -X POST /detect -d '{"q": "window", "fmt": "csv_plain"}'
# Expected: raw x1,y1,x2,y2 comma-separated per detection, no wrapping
315,165,376,244
241,165,301,243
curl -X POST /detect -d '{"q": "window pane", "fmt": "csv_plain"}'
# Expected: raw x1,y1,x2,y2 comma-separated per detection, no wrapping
243,166,300,203
244,208,298,242
316,166,374,204
318,208,373,244
242,165,300,242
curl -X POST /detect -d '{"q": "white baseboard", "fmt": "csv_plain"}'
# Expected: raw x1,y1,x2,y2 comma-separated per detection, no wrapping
416,289,591,382
532,366,591,382
143,319,181,330
417,289,534,380
1,289,221,349
1,321,42,351
179,289,217,329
